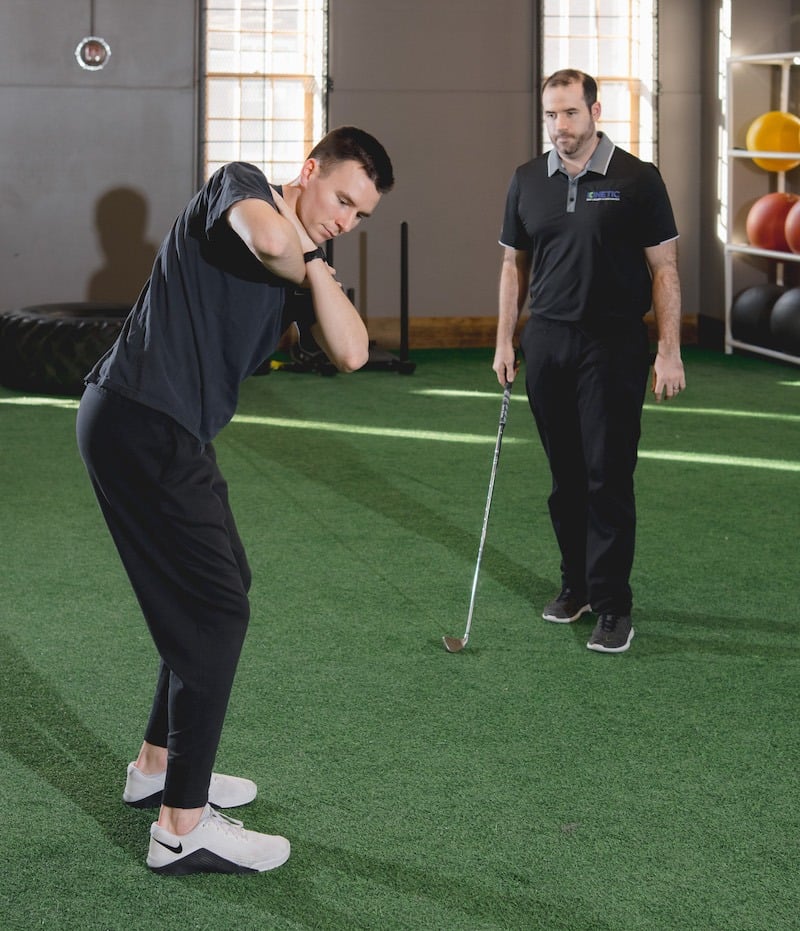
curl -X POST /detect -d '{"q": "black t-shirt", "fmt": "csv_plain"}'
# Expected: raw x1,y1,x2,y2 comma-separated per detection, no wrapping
500,136,678,323
87,162,303,443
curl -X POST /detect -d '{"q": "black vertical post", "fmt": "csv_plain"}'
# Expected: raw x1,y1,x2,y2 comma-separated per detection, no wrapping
400,221,409,361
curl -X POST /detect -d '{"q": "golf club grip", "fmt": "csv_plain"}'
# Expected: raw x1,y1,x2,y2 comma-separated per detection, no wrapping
499,381,512,427
487,382,512,504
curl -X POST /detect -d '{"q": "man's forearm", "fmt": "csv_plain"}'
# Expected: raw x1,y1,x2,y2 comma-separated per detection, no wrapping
496,252,529,347
305,258,369,372
253,226,307,285
227,199,308,285
652,266,682,358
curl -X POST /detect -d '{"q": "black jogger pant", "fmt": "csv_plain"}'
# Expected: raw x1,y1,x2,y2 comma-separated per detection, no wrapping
521,316,651,616
76,384,251,808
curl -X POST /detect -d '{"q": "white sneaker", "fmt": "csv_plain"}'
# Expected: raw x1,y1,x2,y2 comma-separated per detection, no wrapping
147,805,291,875
123,762,257,809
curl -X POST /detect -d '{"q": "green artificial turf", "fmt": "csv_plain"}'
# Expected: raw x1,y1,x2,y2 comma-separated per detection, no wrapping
1,347,798,929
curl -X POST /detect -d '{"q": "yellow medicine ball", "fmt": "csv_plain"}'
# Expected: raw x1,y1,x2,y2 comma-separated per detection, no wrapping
745,111,800,172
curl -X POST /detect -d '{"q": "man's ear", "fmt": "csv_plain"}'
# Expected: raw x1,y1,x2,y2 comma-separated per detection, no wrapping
591,101,602,121
299,158,318,188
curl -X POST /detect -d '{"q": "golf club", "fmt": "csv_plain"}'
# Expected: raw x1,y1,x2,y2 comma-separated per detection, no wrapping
443,380,512,653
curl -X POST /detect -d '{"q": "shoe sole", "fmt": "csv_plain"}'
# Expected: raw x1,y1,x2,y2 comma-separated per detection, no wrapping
586,627,634,653
125,794,253,811
148,845,291,876
124,785,257,810
543,603,591,624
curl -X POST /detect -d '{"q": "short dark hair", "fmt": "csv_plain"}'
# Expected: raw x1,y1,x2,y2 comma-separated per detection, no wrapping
308,126,395,194
542,69,598,109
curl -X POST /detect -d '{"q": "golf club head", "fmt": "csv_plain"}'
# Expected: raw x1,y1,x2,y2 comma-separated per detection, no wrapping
442,635,467,653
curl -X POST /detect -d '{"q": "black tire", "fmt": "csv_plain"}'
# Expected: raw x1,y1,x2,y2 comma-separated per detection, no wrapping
0,303,130,396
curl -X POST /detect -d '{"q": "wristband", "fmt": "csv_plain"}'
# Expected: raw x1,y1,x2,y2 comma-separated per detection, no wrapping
303,247,326,263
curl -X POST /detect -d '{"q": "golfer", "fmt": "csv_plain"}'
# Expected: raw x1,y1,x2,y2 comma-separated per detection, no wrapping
493,69,684,654
76,127,394,874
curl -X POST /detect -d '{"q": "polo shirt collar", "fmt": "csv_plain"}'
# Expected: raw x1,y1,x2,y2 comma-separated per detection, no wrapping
547,131,615,177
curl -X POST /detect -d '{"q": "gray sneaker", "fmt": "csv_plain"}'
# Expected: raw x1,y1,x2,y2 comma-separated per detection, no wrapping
123,762,257,809
147,804,290,875
587,614,634,653
542,588,591,623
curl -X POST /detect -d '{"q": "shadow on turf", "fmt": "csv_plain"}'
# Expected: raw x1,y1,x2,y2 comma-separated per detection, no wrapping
187,831,613,931
224,425,554,610
0,632,147,858
562,609,800,659
0,634,610,928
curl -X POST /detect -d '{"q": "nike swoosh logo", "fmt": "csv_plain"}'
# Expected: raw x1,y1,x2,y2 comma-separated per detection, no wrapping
155,837,183,854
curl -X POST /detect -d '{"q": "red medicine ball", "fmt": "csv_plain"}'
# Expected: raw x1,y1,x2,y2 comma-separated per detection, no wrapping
746,192,800,252
784,199,800,253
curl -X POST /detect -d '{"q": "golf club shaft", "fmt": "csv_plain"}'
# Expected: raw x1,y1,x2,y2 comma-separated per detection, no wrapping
461,381,512,642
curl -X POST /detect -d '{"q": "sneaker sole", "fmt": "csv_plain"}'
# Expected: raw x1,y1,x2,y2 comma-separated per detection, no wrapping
586,627,634,653
125,794,253,811
124,791,163,809
543,603,591,624
124,783,257,810
148,845,291,876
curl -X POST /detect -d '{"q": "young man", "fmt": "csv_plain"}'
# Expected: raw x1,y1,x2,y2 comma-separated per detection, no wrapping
76,127,394,874
493,70,684,654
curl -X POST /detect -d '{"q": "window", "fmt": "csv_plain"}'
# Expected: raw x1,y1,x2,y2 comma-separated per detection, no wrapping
202,0,327,182
541,0,657,161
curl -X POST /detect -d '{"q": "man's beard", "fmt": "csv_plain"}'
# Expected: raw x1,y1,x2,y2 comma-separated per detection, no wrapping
555,136,580,155
553,127,594,158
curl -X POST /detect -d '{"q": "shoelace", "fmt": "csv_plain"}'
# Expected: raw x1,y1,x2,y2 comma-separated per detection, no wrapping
598,614,619,632
205,807,248,839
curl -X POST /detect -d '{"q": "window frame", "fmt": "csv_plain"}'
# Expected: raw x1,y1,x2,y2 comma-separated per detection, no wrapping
538,0,659,163
198,0,328,186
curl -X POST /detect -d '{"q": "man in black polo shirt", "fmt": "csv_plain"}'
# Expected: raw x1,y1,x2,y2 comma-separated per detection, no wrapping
77,127,394,873
493,69,685,654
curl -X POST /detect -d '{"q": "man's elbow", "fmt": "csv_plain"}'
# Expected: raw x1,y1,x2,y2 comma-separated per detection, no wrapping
335,345,370,373
252,230,293,265
311,321,369,372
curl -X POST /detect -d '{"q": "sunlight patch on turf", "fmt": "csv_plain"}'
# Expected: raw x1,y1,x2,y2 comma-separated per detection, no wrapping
641,404,800,424
0,397,523,444
230,413,525,444
413,389,800,424
0,396,79,409
2,396,797,467
639,450,800,472
414,388,527,401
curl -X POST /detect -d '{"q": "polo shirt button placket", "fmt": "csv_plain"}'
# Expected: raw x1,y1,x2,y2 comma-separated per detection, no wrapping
567,180,578,214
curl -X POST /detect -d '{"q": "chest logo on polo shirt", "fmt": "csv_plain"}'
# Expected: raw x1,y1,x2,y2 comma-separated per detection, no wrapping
586,190,621,202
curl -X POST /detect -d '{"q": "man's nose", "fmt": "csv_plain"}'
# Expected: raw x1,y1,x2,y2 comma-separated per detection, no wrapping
337,207,358,233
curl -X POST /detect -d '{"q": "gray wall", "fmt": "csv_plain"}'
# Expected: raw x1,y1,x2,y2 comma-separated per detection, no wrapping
658,0,703,327
327,0,535,323
1,0,798,334
0,0,198,309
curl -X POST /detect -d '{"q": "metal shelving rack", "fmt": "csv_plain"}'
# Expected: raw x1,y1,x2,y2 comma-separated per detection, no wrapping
724,51,800,365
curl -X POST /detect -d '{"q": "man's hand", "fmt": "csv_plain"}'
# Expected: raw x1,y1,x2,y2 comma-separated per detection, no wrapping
492,344,518,388
269,186,317,253
651,350,686,402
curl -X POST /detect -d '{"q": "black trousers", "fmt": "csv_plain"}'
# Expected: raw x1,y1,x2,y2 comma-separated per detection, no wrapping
76,384,251,808
520,316,651,616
